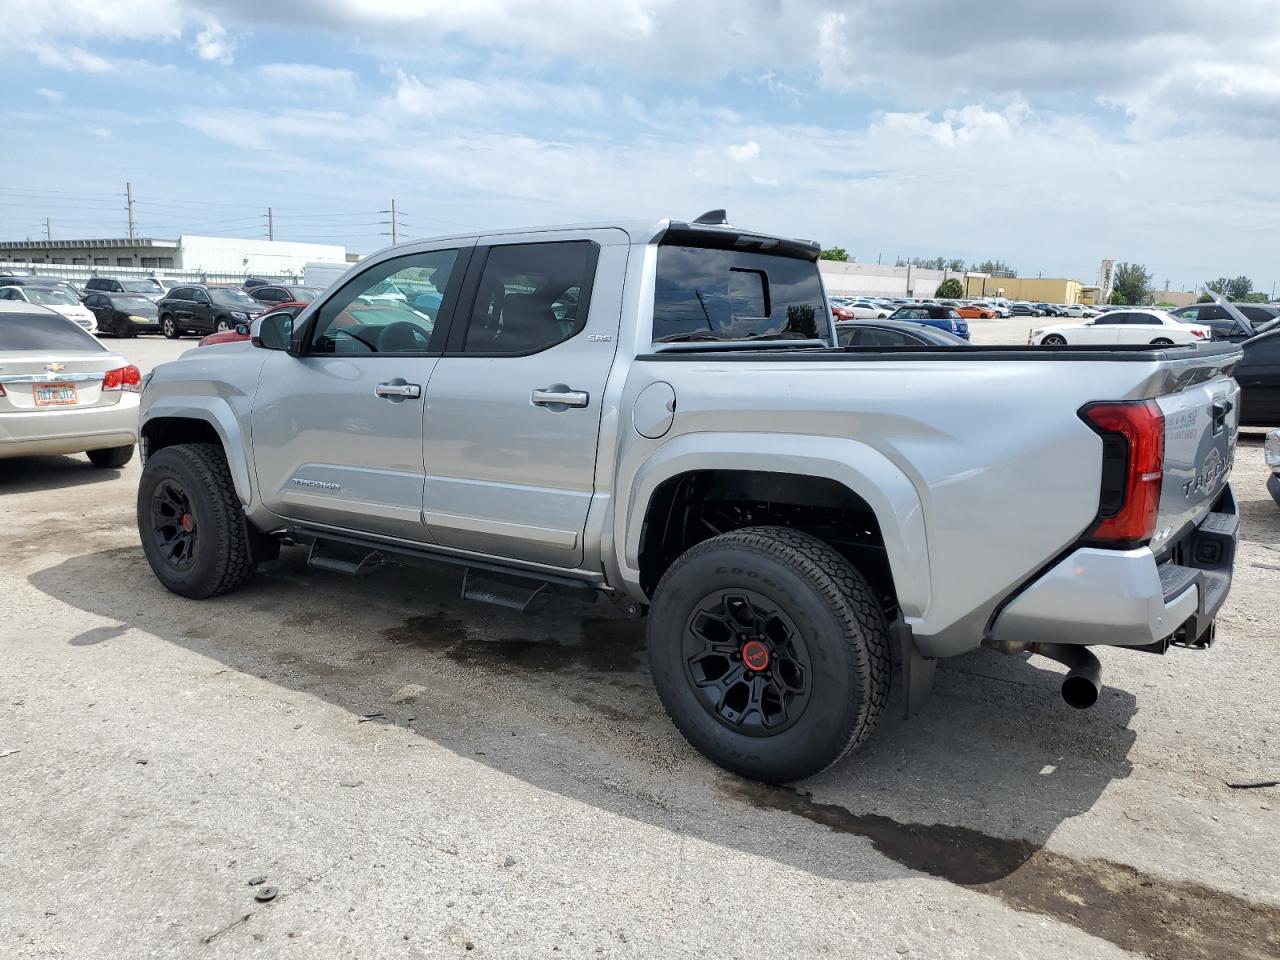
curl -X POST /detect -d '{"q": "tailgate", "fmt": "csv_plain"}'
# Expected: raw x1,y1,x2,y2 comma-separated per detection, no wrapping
1152,362,1239,550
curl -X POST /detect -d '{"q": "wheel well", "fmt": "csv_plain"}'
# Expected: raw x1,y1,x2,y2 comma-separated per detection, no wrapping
637,470,897,611
141,417,222,458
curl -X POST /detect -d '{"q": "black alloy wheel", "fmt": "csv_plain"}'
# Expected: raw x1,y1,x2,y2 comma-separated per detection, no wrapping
150,478,199,571
682,589,813,736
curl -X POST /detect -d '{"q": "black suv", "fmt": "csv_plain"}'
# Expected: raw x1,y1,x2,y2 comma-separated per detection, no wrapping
156,284,262,339
1170,302,1280,340
84,276,166,298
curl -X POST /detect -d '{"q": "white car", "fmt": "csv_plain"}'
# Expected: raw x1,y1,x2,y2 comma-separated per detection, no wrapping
845,299,890,319
1030,308,1211,346
0,301,138,464
0,285,97,333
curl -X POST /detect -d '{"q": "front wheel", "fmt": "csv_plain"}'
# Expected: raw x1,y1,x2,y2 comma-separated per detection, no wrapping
1041,334,1068,346
214,318,232,333
137,443,255,599
647,526,891,783
161,315,179,339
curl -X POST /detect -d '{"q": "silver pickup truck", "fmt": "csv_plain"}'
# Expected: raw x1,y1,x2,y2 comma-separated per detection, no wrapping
137,213,1241,782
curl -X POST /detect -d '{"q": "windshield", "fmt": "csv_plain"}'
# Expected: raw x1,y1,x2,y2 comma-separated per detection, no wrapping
113,296,157,311
0,313,105,351
652,245,830,344
210,288,260,308
25,288,79,306
119,280,160,293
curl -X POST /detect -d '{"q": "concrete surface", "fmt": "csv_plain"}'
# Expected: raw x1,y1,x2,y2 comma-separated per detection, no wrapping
1,333,1278,960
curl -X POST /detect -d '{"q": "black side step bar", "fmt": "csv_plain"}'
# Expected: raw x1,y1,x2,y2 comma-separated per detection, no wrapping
289,527,598,612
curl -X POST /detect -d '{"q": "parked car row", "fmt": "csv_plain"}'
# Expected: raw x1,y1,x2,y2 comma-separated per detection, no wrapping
0,271,327,340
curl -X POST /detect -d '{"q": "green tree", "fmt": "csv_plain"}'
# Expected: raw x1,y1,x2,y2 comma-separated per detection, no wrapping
1110,290,1129,305
971,259,1018,278
1203,276,1255,302
1226,276,1253,300
1111,262,1151,305
935,278,964,298
820,247,849,262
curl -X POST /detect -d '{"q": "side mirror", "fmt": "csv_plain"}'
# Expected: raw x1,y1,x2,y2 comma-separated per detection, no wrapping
234,323,249,337
253,314,295,351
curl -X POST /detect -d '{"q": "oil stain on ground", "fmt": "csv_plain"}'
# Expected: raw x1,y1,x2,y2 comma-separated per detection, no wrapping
724,781,1279,960
381,611,645,674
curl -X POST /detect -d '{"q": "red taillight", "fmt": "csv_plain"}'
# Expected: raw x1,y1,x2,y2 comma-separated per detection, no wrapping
102,364,142,392
0,383,6,397
1080,400,1165,545
1191,329,1206,339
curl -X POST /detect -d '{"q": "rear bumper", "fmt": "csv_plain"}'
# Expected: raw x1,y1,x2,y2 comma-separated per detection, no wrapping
0,395,139,458
989,485,1238,649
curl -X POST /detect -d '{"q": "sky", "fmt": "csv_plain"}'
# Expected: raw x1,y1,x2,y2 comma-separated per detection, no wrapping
2,0,1279,294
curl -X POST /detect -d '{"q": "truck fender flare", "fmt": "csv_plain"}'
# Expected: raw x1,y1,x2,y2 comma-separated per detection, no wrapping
618,432,931,618
140,397,253,505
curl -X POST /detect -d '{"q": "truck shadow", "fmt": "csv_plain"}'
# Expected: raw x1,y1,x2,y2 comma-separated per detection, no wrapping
33,546,1272,959
29,545,1137,867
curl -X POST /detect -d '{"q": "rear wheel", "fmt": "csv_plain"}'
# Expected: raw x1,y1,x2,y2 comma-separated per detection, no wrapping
87,445,134,469
1151,337,1173,345
1041,334,1068,346
161,315,179,339
137,443,255,599
648,526,890,783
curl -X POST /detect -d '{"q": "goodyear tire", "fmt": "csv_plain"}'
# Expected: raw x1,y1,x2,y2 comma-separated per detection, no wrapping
137,443,255,599
648,526,890,783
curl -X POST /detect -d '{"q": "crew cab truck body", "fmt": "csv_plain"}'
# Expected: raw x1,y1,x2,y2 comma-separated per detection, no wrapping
137,215,1241,782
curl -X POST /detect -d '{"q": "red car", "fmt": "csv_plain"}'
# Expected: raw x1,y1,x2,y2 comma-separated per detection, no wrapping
198,301,308,346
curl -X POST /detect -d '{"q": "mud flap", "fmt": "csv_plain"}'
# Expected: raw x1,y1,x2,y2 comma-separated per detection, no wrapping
891,617,936,719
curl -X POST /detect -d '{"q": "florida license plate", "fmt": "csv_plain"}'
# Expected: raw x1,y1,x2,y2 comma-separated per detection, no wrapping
34,382,78,407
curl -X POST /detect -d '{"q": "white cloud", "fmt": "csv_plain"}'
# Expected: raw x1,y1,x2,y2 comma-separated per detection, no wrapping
727,141,760,162
36,88,65,104
193,18,234,65
87,126,112,138
387,69,603,119
29,43,114,73
258,63,357,93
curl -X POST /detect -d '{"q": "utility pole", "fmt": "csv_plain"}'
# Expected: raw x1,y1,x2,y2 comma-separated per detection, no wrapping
45,218,53,241
125,181,137,240
265,207,274,241
380,199,406,244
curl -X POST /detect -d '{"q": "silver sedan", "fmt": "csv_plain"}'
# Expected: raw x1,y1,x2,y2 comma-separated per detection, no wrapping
0,301,139,466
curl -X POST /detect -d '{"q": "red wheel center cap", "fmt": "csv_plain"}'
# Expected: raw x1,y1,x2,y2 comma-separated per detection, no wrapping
180,513,193,533
741,640,770,672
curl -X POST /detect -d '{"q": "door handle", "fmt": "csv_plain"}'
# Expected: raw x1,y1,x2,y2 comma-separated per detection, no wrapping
532,387,589,408
375,381,421,400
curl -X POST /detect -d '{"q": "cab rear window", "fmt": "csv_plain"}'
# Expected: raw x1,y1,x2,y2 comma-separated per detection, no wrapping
653,245,830,344
0,313,105,351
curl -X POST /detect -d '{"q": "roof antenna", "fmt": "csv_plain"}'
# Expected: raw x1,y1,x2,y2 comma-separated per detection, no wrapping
692,209,728,225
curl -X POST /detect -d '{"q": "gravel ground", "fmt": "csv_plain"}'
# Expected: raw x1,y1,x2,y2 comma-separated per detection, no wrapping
1,333,1277,960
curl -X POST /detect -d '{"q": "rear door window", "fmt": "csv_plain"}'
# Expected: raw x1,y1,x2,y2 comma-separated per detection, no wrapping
459,241,597,355
653,245,829,344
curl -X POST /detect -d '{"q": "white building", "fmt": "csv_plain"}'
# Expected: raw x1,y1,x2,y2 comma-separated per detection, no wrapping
0,234,348,279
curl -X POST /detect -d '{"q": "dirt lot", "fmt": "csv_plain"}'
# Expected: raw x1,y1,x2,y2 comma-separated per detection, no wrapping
2,333,1278,960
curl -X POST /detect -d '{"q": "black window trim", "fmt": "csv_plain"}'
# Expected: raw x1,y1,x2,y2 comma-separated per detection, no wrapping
441,239,601,358
298,245,473,358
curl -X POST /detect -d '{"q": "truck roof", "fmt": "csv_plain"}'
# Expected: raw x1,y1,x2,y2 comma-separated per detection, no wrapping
365,216,822,259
